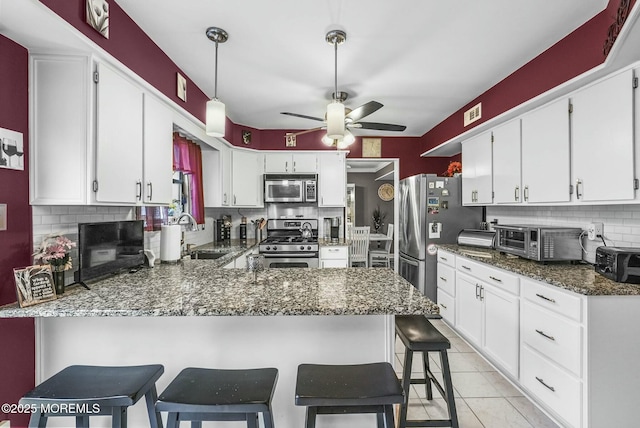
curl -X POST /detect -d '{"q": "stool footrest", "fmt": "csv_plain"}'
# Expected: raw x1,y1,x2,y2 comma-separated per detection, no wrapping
405,419,456,427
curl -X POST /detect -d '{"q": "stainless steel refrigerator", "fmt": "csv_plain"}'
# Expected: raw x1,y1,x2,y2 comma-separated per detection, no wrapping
398,174,482,302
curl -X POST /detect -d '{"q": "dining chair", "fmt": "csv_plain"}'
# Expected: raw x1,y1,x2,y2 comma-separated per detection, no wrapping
369,224,394,268
349,226,371,267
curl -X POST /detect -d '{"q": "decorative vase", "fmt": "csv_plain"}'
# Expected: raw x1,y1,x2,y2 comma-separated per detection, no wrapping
51,266,65,295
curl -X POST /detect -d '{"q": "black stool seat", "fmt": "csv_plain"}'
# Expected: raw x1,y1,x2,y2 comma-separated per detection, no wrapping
156,367,278,428
295,363,403,428
20,364,164,428
395,315,451,352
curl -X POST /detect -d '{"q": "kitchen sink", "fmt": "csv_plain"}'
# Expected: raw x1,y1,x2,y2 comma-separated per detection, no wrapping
190,250,229,260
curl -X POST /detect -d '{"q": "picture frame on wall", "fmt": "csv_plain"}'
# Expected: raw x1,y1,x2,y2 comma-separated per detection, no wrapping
177,73,187,102
86,0,109,39
0,128,24,171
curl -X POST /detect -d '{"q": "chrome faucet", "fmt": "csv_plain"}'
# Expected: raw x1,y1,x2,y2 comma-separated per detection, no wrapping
176,213,199,231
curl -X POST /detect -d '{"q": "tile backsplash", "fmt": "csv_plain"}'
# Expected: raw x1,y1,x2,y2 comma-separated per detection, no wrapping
487,204,640,263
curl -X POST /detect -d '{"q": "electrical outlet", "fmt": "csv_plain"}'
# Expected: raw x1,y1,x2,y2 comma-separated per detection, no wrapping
587,222,603,241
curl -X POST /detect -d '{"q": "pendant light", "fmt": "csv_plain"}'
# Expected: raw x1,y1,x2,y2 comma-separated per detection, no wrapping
205,27,229,137
326,30,346,140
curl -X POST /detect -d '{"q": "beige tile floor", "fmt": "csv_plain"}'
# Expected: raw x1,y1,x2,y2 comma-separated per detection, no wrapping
395,319,561,428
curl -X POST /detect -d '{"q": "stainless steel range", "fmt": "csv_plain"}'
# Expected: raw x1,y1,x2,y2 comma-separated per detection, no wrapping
259,219,319,268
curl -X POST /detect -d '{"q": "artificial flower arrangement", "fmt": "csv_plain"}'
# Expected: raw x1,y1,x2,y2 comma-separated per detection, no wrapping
444,161,462,177
372,206,387,233
33,234,76,271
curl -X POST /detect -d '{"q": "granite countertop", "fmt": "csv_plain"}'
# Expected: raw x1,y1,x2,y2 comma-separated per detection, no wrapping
0,260,437,317
438,244,640,296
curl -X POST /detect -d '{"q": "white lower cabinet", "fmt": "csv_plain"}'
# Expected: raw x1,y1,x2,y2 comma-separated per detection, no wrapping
440,254,640,428
437,250,456,325
320,246,349,268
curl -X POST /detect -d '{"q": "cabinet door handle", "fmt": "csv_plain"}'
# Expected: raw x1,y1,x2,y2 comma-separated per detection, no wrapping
515,186,519,201
439,276,447,282
479,285,484,301
293,161,296,172
576,179,583,200
524,185,529,201
147,182,153,200
223,193,227,204
535,293,556,303
440,303,447,309
234,195,237,205
475,284,480,299
136,181,142,200
535,329,556,341
461,265,471,271
535,376,556,392
489,275,502,283
285,161,289,172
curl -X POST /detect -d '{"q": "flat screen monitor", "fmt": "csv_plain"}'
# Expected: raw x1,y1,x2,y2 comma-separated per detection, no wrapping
75,220,145,283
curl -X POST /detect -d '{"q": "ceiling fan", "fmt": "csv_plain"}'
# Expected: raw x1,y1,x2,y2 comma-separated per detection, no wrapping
281,30,406,147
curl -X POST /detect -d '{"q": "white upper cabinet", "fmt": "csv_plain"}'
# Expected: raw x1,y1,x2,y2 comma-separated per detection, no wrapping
461,132,493,205
571,68,635,202
94,61,144,204
492,120,522,204
202,145,232,207
521,98,571,203
231,150,263,207
142,94,173,205
318,152,346,207
264,152,317,173
30,54,91,205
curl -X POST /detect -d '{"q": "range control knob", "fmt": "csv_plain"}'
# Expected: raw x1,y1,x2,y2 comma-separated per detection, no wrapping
265,246,271,251
273,246,277,251
300,246,305,250
307,246,312,250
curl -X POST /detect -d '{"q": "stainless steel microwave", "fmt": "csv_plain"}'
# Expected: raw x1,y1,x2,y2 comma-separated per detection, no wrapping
264,175,317,203
493,225,582,262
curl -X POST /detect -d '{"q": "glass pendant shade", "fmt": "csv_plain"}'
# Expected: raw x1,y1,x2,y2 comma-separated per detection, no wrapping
343,130,355,146
326,102,345,139
206,98,226,137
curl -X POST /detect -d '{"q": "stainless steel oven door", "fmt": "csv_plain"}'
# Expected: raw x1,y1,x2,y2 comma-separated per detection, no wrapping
262,253,319,268
264,180,303,203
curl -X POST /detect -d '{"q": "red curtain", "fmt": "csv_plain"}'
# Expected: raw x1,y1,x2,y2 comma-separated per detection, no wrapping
173,133,205,224
138,206,168,232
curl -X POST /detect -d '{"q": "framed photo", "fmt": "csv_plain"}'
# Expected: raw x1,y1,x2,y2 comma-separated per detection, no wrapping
0,204,6,231
13,265,57,308
362,138,381,158
177,73,187,102
285,133,296,147
0,128,24,171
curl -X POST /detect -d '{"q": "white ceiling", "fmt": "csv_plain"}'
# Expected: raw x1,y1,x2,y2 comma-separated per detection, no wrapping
1,0,607,138
113,0,607,137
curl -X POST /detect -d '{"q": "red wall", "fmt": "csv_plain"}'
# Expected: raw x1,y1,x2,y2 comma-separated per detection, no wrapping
0,35,35,428
421,0,635,152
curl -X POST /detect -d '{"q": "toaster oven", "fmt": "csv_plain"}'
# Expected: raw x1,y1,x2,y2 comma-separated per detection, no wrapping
595,246,640,283
493,225,583,262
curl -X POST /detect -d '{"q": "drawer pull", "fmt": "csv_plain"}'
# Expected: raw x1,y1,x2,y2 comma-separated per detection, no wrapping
439,256,448,262
535,293,556,303
535,376,556,392
489,275,502,283
440,303,447,309
535,329,556,341
461,265,471,270
439,276,447,282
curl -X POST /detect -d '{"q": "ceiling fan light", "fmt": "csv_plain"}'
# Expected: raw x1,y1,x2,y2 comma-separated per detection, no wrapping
343,130,355,146
336,138,350,150
326,101,345,139
206,98,226,137
321,134,335,146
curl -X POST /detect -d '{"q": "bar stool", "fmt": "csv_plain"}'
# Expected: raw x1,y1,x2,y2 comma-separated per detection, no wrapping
155,367,278,428
19,364,164,428
395,315,458,428
295,362,403,428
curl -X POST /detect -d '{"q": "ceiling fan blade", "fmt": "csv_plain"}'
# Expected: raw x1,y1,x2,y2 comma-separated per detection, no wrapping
354,121,407,132
288,127,325,137
281,112,325,122
345,101,383,122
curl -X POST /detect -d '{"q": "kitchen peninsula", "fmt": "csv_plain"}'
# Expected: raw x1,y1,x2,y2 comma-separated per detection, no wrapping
0,259,437,428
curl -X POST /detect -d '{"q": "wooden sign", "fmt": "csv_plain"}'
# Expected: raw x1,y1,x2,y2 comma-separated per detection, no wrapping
13,265,57,308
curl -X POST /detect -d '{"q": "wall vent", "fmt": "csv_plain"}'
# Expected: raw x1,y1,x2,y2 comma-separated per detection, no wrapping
463,103,482,127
